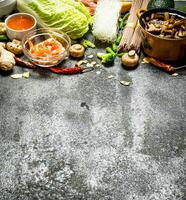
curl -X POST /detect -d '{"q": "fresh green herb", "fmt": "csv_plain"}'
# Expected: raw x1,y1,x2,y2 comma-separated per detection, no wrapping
117,52,127,57
112,43,117,52
0,35,8,42
115,34,122,45
119,13,130,30
80,39,95,48
97,53,116,64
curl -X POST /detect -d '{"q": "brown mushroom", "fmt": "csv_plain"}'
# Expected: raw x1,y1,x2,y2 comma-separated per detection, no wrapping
69,44,85,58
121,50,139,68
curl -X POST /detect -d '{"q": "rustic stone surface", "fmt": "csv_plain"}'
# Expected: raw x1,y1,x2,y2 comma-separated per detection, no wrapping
0,2,186,200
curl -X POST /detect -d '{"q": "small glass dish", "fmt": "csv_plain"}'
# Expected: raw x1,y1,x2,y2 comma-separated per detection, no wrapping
22,28,71,67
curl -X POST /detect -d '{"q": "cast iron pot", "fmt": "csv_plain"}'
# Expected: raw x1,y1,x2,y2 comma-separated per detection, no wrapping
139,8,186,61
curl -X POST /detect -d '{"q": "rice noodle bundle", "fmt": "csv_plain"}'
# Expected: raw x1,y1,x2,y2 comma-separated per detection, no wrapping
129,0,150,53
118,0,143,51
93,0,121,42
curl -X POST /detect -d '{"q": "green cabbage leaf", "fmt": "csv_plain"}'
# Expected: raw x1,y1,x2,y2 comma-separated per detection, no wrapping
17,0,91,39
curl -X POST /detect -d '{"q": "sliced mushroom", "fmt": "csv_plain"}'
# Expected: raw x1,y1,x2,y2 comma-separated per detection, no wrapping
146,23,161,34
164,12,170,21
151,13,164,20
171,28,177,38
178,29,184,37
172,19,186,28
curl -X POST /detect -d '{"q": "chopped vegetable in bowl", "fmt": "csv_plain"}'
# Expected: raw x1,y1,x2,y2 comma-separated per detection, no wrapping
22,28,71,67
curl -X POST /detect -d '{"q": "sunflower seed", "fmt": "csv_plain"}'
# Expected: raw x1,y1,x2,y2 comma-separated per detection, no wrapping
23,72,30,78
120,80,131,86
96,70,101,75
86,63,94,67
108,75,114,79
11,74,23,79
91,61,97,66
171,73,179,77
77,60,88,66
87,55,94,59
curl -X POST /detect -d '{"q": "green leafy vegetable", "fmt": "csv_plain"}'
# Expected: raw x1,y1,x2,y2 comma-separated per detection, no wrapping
117,52,127,57
17,0,91,39
106,47,116,55
80,39,95,48
97,53,116,64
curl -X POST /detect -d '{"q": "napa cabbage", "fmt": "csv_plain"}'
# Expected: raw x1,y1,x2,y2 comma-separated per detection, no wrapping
17,0,91,39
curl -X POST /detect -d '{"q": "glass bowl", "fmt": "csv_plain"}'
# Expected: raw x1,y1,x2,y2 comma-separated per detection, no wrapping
22,28,71,67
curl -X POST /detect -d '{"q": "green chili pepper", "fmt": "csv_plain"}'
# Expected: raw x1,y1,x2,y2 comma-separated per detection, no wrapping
0,35,8,42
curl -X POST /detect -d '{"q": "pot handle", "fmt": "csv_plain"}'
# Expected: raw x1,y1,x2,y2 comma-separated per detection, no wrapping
136,9,147,19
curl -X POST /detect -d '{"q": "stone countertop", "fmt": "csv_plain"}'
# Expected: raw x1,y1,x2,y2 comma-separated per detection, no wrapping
0,2,186,200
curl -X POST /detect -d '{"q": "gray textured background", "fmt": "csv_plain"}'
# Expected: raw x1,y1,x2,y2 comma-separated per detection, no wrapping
0,1,186,200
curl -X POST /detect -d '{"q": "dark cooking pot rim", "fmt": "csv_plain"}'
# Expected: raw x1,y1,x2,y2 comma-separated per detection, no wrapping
139,8,186,41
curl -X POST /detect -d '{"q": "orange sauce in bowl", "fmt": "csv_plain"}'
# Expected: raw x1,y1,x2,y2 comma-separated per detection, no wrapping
7,15,35,30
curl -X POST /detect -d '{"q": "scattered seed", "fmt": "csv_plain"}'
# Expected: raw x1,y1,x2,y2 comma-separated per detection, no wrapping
87,55,94,59
108,75,114,79
120,80,131,86
86,63,94,67
23,72,30,78
77,60,84,66
171,73,179,77
96,70,101,75
77,60,88,66
142,57,149,64
91,61,97,66
11,74,23,79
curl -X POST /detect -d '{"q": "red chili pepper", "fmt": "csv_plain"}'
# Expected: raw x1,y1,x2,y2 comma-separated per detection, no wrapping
14,57,94,75
14,56,36,69
146,57,175,73
49,65,83,74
